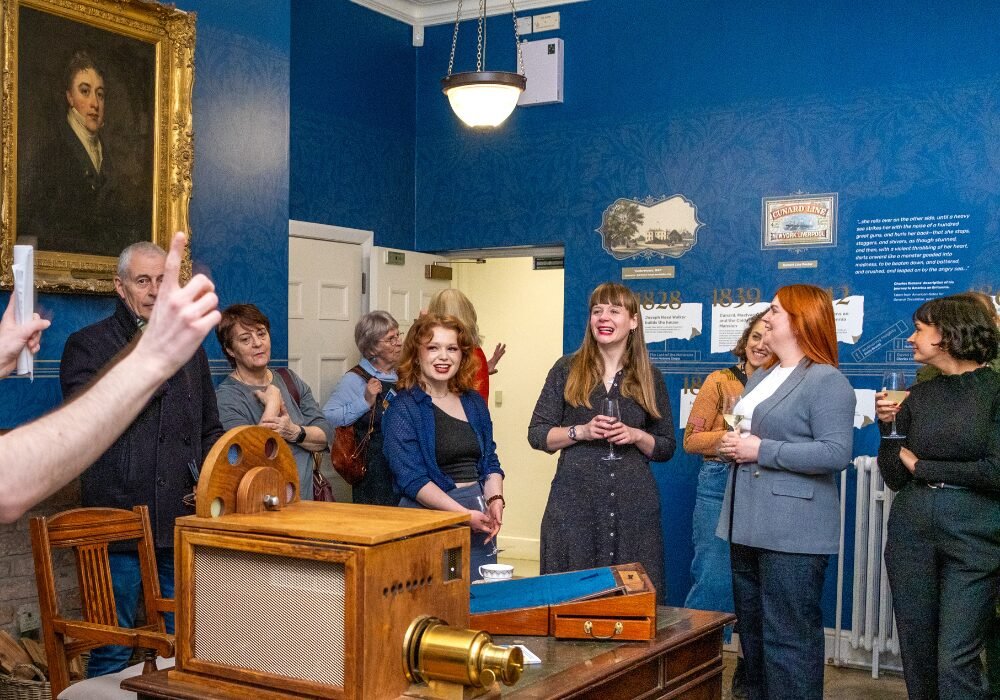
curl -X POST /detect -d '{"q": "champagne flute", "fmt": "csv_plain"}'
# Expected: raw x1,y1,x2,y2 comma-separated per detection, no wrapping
601,397,623,461
721,395,743,464
722,395,744,434
475,495,499,555
881,371,908,439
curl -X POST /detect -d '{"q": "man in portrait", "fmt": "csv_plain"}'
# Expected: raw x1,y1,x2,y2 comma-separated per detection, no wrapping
59,241,223,677
18,48,149,257
15,3,157,260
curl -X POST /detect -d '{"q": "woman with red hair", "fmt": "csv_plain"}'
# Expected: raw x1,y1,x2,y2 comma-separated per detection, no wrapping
383,314,505,581
717,284,856,699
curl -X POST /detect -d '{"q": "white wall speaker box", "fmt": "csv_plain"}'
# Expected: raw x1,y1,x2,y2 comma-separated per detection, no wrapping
518,38,564,106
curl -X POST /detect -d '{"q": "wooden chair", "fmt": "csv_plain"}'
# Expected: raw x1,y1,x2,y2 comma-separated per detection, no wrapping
30,505,175,699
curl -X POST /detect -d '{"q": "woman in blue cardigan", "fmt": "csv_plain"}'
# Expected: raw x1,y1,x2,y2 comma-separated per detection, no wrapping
383,313,505,581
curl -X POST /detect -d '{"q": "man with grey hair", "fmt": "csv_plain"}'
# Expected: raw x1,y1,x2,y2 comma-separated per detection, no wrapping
59,238,223,677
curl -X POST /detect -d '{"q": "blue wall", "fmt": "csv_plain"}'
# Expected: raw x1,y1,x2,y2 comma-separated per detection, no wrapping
0,0,290,425
290,0,415,249
7,0,1000,627
411,0,1000,620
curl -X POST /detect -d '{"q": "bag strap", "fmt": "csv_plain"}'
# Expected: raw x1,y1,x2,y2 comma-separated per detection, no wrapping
274,367,301,407
349,364,373,382
347,365,377,441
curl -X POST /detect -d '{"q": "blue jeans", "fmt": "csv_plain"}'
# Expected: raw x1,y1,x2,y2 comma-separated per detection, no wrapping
399,483,497,582
731,543,829,700
684,461,735,638
87,550,175,678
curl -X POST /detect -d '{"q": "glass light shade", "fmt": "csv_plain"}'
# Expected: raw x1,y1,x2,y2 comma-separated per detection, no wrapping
441,71,526,128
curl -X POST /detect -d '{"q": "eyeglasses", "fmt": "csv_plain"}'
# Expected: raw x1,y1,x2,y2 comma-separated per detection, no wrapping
380,332,402,346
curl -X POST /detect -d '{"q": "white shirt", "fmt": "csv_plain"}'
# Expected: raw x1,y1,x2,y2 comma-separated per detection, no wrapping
732,364,796,435
67,108,103,173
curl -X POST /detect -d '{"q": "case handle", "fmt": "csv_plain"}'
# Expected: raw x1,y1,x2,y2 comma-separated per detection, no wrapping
583,620,623,640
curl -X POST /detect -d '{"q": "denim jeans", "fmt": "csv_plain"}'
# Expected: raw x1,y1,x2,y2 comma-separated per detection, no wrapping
87,549,175,678
684,460,735,642
399,483,497,582
730,543,829,700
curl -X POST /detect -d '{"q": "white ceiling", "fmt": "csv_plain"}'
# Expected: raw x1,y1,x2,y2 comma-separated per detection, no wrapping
351,0,587,27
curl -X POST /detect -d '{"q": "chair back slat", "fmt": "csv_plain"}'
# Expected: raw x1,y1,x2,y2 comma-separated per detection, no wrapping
76,543,118,626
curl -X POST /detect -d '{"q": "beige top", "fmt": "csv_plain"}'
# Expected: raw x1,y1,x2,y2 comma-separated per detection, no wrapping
682,368,745,459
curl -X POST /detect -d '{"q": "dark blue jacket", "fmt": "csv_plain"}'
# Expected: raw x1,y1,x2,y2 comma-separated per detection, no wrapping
382,386,503,500
60,298,223,549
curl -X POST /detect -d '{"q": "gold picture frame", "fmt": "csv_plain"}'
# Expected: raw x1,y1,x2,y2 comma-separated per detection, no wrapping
1,0,194,293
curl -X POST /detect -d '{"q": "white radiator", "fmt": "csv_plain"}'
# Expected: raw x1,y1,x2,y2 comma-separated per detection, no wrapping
835,455,899,678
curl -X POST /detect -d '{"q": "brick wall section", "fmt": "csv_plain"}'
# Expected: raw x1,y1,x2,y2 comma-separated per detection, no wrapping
0,480,82,638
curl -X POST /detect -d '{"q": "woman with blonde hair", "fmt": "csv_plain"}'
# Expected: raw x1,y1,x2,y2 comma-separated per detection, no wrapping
528,283,675,598
383,313,505,581
718,284,856,699
427,288,505,402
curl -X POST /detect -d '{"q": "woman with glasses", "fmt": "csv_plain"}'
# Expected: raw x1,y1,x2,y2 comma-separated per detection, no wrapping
215,304,332,498
383,314,505,581
324,311,403,505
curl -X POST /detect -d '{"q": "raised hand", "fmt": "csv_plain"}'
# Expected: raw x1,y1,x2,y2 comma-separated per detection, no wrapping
134,232,220,376
486,343,506,374
0,295,50,375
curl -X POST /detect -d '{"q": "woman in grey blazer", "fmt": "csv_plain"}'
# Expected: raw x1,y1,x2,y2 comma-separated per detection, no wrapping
718,285,856,700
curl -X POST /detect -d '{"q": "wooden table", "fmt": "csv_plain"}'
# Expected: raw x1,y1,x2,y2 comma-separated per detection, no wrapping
497,607,734,699
122,607,733,700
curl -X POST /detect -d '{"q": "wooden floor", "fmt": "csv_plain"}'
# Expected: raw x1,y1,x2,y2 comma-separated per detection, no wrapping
720,651,908,699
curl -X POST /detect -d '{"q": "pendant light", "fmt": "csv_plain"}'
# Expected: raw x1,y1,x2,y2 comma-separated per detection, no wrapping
442,0,526,128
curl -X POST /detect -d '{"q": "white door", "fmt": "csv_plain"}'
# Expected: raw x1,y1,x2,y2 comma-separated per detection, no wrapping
289,224,367,502
288,235,364,403
369,246,450,330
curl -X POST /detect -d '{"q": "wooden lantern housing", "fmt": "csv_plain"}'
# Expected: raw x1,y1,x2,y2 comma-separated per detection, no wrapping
169,427,471,699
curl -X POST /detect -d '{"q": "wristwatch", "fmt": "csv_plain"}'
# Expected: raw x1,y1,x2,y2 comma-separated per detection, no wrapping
293,425,307,444
568,425,578,441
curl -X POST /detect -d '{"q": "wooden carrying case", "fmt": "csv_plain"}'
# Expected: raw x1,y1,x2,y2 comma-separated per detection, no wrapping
469,563,656,641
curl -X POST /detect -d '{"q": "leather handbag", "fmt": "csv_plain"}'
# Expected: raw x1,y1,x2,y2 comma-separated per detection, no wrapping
330,366,376,486
331,407,374,486
311,453,335,502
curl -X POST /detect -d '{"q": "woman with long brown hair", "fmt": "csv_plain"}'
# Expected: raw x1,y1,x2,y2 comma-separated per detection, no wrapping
717,284,856,700
528,283,675,598
383,314,505,581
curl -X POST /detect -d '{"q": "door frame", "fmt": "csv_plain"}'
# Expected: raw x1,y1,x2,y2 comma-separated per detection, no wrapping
289,219,374,313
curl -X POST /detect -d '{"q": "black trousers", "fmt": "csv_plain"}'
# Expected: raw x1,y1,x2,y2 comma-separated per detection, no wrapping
885,484,1000,700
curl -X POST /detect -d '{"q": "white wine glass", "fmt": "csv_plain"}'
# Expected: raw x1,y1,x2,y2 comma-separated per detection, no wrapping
722,395,744,434
881,371,908,439
601,398,623,462
475,495,499,556
722,395,743,464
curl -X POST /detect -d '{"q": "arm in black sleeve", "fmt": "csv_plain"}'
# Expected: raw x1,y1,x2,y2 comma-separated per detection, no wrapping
197,348,224,454
645,368,676,462
877,400,913,491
